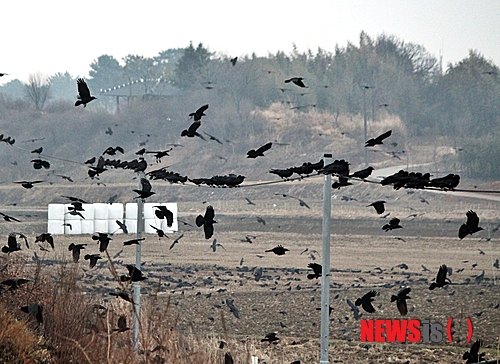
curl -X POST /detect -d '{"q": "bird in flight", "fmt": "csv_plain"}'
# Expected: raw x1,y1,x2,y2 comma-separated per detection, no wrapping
35,233,54,250
120,264,147,282
68,243,87,263
429,264,452,290
210,239,225,252
113,315,130,332
247,142,272,158
123,238,145,246
196,205,216,239
92,232,112,252
181,120,206,140
307,263,322,279
355,290,378,313
391,287,411,315
265,245,289,256
14,180,44,189
154,206,174,227
150,225,167,239
459,210,484,239
133,178,155,200
365,130,392,147
367,200,386,214
284,77,308,88
382,217,403,231
463,339,485,363
169,234,184,250
2,233,21,254
75,78,96,107
189,104,209,121
84,254,102,268
261,332,279,343
0,212,21,222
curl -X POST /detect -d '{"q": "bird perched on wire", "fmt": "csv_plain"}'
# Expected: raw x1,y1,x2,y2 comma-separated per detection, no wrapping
196,205,216,239
367,200,386,215
365,130,392,147
92,233,112,252
189,104,209,121
350,166,374,180
133,178,155,200
84,254,101,268
68,243,87,263
355,291,378,313
265,245,289,256
75,78,96,107
307,263,322,279
429,264,452,290
284,77,308,88
391,287,411,316
382,217,403,231
154,206,174,227
35,233,54,249
247,142,272,158
459,210,484,239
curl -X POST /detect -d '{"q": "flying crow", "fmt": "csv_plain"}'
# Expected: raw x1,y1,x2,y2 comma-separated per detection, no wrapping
75,78,96,107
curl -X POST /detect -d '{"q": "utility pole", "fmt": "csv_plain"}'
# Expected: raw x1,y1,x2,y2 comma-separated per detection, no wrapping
319,153,332,364
362,85,374,166
133,171,145,350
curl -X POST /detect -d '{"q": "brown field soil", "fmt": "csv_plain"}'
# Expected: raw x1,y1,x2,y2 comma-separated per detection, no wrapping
1,180,500,363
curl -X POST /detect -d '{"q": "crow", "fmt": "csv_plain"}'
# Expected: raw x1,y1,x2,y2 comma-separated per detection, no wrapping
256,216,266,225
103,146,124,156
1,278,30,291
113,315,130,332
123,238,145,246
203,132,223,144
85,156,96,164
247,142,272,158
463,339,485,363
382,217,403,231
459,210,484,239
84,254,102,268
230,57,238,66
346,299,362,320
30,147,43,154
169,234,184,250
307,263,322,279
14,180,44,189
261,332,279,343
35,233,54,249
68,243,87,263
21,304,43,324
244,197,255,205
2,234,21,254
350,166,374,179
31,159,50,169
88,156,107,178
429,264,452,290
210,239,225,252
75,78,96,107
133,178,155,200
391,287,411,316
115,220,128,234
226,299,240,318
92,233,112,252
196,205,216,239
189,104,209,121
355,290,377,313
278,194,310,209
120,264,147,282
110,290,133,302
367,200,386,214
150,225,167,239
265,245,289,256
181,120,206,140
284,77,307,88
154,206,174,227
365,130,392,147
269,168,294,179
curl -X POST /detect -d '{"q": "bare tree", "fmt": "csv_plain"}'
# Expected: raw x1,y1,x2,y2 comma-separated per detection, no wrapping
24,72,51,110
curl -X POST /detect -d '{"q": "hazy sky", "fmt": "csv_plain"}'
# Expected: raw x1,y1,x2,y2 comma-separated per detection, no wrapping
1,0,499,84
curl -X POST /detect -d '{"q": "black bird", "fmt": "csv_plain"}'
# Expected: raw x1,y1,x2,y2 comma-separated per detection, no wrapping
1,278,30,291
88,156,107,177
278,194,311,209
123,238,145,246
196,205,216,239
459,210,484,239
120,264,147,282
154,206,174,227
210,239,225,252
350,166,374,179
355,291,377,313
307,263,322,279
181,120,206,140
68,243,87,263
2,234,21,254
85,156,96,164
75,78,96,107
269,168,294,179
31,147,43,154
346,299,362,320
230,57,238,66
169,234,184,250
367,200,386,214
103,146,125,156
21,304,43,324
189,104,209,121
14,180,44,189
261,332,279,343
150,225,167,239
429,264,452,290
382,217,403,231
365,130,392,147
256,216,266,225
133,178,155,200
113,315,130,332
224,353,234,364
463,339,485,363
203,132,223,144
84,254,101,268
92,233,112,252
226,299,240,319
31,159,50,169
247,142,272,158
391,287,411,316
265,245,289,256
115,220,128,234
35,233,54,249
244,197,255,205
284,77,308,88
